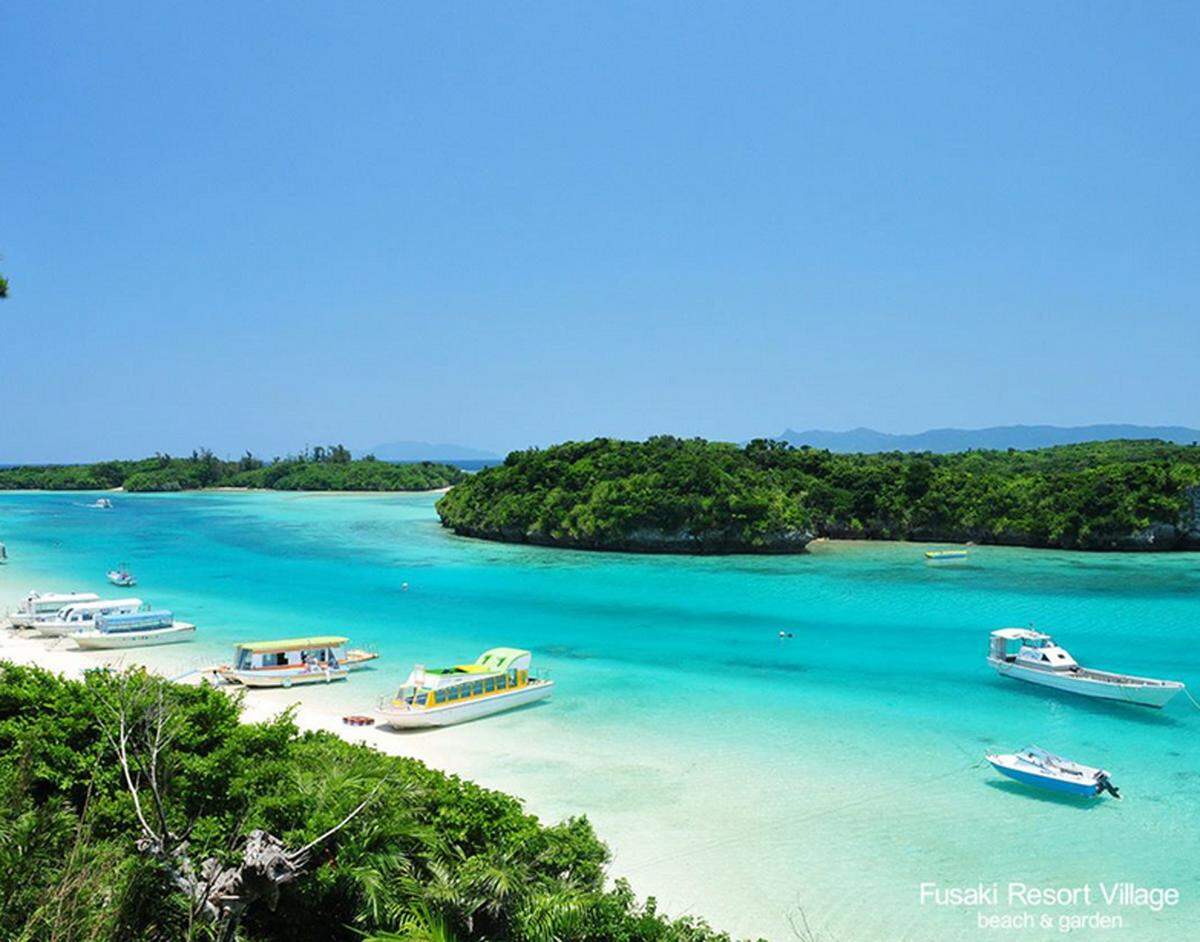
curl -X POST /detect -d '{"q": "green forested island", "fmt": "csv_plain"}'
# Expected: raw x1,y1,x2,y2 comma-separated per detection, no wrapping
0,663,743,942
0,446,466,492
436,437,1200,553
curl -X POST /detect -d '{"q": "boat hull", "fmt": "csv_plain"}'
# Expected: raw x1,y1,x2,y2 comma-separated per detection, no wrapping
379,680,553,729
219,667,350,688
72,624,196,649
988,760,1100,797
35,621,85,638
988,657,1182,708
343,650,379,670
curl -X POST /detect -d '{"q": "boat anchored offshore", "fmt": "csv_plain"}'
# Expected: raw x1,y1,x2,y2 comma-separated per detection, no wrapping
107,564,137,587
8,591,101,628
988,628,1184,708
925,548,969,562
218,637,356,688
378,648,553,729
34,598,144,637
987,746,1120,798
72,609,195,649
89,497,113,509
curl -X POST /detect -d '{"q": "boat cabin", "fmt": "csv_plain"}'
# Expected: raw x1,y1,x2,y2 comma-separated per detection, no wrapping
232,636,350,672
989,628,1078,672
20,592,100,615
94,609,175,633
56,598,144,625
393,648,533,709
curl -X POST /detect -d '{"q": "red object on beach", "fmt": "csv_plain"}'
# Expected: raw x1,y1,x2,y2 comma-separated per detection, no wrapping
342,715,375,727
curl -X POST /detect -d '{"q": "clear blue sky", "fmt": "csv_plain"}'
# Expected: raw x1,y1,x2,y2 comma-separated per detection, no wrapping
3,2,1197,462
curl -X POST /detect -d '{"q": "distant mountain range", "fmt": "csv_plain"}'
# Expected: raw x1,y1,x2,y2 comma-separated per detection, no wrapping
364,440,500,462
772,424,1200,453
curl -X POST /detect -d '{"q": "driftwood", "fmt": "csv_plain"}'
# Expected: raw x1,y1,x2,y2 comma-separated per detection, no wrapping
96,674,385,941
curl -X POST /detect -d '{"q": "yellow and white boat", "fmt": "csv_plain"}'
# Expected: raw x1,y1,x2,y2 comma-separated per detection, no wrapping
377,648,553,729
924,548,969,562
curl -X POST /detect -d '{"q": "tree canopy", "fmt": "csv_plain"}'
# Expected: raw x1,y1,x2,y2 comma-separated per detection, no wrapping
0,447,466,492
0,663,748,942
437,436,1200,552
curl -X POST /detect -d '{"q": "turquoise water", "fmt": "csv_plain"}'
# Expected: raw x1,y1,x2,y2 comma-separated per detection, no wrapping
2,490,1198,940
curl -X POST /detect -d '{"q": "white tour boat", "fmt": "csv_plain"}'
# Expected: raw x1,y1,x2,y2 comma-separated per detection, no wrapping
377,648,553,729
34,598,144,638
217,636,355,688
8,591,101,628
72,609,195,649
987,628,1184,708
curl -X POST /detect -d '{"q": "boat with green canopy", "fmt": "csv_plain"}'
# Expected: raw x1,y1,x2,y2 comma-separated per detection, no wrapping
377,648,553,729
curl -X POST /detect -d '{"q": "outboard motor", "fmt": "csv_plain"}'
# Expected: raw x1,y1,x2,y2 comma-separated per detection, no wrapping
1096,774,1121,799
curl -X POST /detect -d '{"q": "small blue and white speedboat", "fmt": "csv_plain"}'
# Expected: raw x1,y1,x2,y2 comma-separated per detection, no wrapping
987,746,1120,799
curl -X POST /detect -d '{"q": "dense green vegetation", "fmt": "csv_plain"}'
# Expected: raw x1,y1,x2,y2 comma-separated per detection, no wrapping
0,446,466,492
0,662,745,942
437,437,1200,552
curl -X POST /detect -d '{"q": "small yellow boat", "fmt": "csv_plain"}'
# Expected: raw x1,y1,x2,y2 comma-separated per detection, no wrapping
925,548,969,562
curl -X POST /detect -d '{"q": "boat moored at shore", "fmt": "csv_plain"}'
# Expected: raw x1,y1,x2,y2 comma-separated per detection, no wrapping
987,746,1120,798
217,636,355,687
33,598,144,637
72,609,195,649
8,591,101,628
987,628,1184,708
378,648,553,729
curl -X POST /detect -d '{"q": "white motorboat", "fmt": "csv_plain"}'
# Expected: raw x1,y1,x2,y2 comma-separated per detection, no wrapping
987,628,1185,708
377,648,553,729
89,497,114,509
35,598,144,637
987,746,1120,798
8,591,101,628
217,636,353,688
72,609,195,649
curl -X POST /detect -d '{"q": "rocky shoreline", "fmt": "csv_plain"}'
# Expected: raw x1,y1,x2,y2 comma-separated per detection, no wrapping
442,515,1200,555
440,522,815,554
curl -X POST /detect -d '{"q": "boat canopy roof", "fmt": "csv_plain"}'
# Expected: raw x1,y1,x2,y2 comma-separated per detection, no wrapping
63,597,143,613
475,647,532,671
236,636,349,653
27,591,99,603
991,627,1051,641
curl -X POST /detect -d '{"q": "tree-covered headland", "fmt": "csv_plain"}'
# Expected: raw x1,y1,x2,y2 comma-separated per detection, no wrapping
0,663,746,942
436,437,1200,553
0,445,466,492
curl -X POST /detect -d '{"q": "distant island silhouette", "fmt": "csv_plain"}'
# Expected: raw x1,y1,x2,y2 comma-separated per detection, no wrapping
772,423,1200,453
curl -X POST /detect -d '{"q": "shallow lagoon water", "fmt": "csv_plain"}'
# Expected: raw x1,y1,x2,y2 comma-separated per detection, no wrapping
1,490,1198,940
